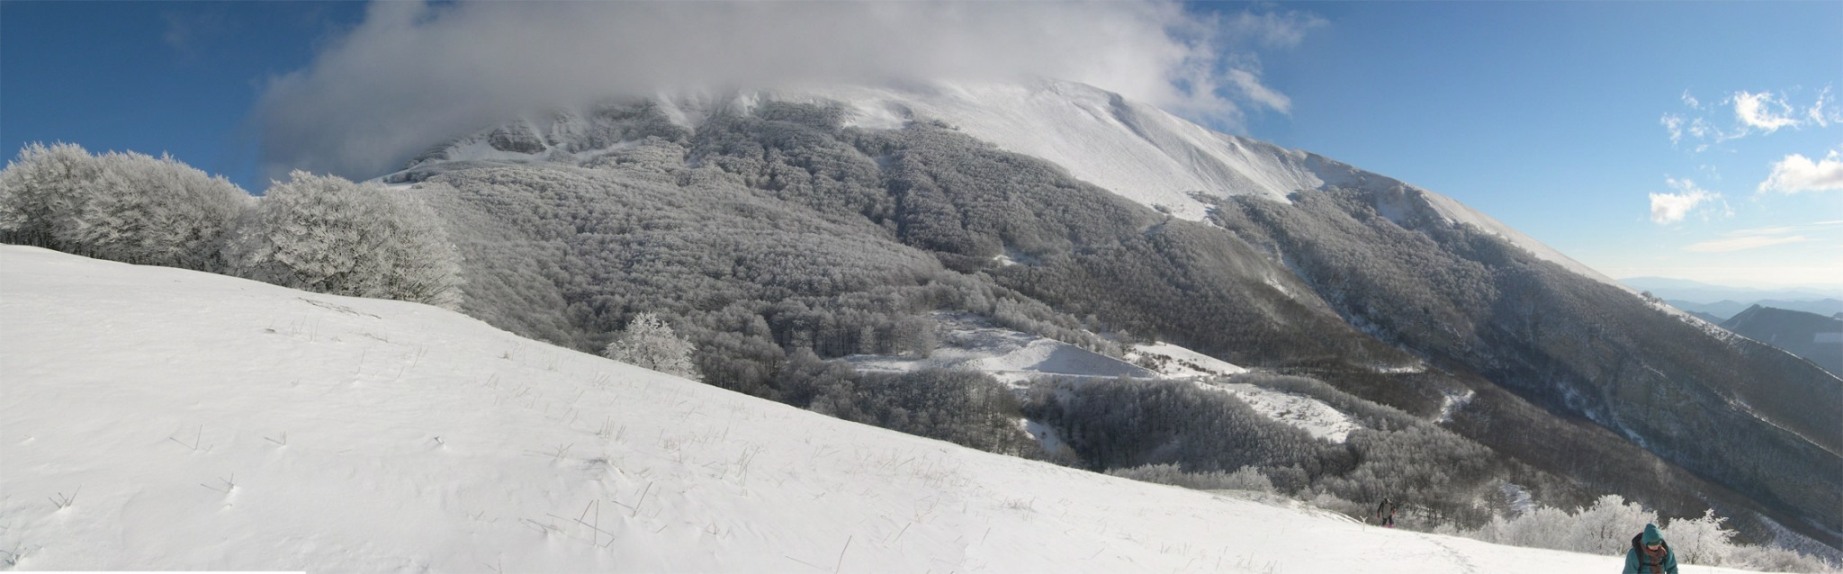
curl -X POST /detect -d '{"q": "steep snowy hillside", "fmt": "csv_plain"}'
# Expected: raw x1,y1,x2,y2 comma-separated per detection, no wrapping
401,79,1617,286
0,246,1763,572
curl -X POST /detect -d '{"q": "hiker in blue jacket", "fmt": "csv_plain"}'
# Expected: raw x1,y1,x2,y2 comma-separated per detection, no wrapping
1624,523,1678,574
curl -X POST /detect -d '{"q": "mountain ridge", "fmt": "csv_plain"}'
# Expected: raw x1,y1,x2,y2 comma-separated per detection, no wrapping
394,79,1619,288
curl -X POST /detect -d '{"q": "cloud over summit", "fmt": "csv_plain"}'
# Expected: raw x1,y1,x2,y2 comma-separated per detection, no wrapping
256,0,1315,181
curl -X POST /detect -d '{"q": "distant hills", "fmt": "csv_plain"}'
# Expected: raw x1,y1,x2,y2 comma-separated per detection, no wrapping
1622,277,1843,321
1622,277,1843,302
1670,299,1843,322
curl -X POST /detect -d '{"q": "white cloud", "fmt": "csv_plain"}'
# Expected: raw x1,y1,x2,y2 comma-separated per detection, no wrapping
1682,220,1839,255
1758,150,1843,194
1660,114,1684,146
256,0,1319,180
1226,68,1292,114
1663,86,1837,150
1649,177,1724,224
1221,10,1326,49
1732,91,1801,133
1685,233,1809,253
1810,87,1841,127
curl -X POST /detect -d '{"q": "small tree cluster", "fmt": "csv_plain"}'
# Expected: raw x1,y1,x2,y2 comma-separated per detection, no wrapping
1464,496,1835,572
1,144,464,309
1471,495,1656,555
1106,463,1275,493
0,143,249,270
773,356,1039,457
603,312,700,380
226,171,462,309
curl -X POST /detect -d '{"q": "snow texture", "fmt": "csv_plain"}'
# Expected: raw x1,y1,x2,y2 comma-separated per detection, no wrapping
0,246,1764,572
1128,341,1250,378
1205,381,1365,444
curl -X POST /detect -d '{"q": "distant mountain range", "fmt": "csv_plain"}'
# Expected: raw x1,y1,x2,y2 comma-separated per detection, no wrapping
1670,299,1843,322
1622,277,1843,321
1622,276,1843,301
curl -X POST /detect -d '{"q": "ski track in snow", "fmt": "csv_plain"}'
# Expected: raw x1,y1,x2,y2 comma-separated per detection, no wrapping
0,247,1769,573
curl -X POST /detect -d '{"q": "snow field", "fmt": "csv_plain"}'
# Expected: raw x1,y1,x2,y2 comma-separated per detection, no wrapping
0,247,1762,572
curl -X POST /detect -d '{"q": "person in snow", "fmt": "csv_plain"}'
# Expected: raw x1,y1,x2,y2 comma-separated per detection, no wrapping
1375,497,1396,528
1624,523,1678,574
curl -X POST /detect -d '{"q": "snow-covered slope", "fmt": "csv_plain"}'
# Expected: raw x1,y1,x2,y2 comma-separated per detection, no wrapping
795,81,1339,216
1128,341,1250,378
0,247,1758,572
801,80,1620,286
403,78,1619,288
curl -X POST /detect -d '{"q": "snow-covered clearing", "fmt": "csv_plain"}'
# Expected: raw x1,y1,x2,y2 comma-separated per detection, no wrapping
844,313,1152,384
0,246,1763,572
1204,382,1364,444
851,318,1356,444
1127,341,1249,378
1439,389,1478,424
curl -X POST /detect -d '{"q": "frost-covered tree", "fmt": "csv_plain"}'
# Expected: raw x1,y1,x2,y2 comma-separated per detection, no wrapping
1,144,250,271
228,171,461,308
1470,494,1657,554
1569,494,1660,555
1462,496,1835,571
0,142,103,248
67,152,249,270
603,312,700,380
1664,509,1736,566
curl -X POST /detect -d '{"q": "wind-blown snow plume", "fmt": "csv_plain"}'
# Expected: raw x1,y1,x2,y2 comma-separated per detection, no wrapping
254,0,1319,181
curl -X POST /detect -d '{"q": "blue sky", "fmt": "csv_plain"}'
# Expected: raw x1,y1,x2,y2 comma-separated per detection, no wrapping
3,1,1838,288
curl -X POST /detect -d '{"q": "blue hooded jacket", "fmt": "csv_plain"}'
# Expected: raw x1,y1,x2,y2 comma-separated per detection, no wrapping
1623,524,1678,574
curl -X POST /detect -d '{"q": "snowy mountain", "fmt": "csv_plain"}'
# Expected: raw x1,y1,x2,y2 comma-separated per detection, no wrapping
0,245,1773,572
400,79,1617,286
8,72,1834,564
373,77,1843,557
